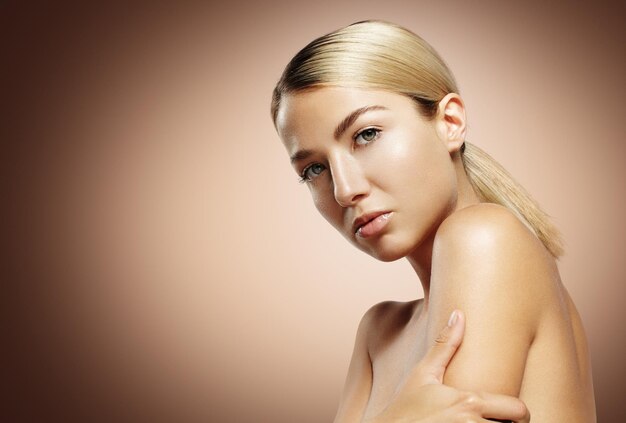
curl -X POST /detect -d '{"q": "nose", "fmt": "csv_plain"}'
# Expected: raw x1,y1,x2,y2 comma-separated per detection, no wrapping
330,154,371,207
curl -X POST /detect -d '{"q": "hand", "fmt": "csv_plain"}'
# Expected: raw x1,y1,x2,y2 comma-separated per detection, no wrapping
365,310,530,423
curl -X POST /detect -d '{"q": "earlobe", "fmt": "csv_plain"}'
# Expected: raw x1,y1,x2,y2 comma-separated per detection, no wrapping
436,93,467,154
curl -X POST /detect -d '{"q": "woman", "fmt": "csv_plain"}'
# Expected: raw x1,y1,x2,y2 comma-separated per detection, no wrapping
271,20,596,422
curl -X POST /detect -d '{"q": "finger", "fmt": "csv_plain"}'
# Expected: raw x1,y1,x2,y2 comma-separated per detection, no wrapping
478,392,530,422
413,309,465,385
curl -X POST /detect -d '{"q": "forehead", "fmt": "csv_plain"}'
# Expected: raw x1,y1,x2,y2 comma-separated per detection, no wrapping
275,86,416,146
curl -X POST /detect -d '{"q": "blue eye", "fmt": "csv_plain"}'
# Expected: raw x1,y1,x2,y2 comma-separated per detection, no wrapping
355,128,381,145
299,163,326,183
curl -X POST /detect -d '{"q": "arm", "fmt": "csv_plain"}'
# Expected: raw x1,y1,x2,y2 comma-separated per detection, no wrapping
427,203,552,396
334,302,530,423
365,310,530,423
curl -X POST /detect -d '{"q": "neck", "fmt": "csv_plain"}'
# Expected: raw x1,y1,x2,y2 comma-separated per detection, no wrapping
405,154,481,306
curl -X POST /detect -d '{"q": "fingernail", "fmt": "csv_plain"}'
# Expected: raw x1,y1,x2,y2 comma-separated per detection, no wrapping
447,310,458,327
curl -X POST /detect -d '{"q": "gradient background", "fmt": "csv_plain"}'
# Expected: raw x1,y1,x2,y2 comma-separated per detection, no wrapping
2,1,624,422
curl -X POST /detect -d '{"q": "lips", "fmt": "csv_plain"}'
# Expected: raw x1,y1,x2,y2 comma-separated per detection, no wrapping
353,211,392,237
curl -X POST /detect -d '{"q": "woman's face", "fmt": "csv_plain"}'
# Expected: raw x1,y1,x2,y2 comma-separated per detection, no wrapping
275,86,462,262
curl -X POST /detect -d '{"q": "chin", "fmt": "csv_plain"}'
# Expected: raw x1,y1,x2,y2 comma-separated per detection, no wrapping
371,250,405,263
355,235,413,263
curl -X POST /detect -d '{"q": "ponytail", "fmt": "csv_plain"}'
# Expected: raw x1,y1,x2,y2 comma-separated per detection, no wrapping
461,142,564,259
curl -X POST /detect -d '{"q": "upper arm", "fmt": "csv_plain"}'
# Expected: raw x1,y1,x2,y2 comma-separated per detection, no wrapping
427,204,554,397
333,304,380,423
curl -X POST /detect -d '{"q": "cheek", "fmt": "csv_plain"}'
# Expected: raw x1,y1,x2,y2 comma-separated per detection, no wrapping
311,189,343,228
379,130,457,208
371,130,435,186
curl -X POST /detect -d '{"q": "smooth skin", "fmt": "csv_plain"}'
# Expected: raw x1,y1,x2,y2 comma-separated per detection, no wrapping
276,86,596,422
368,309,529,423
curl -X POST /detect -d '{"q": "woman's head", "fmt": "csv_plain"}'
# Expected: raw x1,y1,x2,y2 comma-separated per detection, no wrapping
273,20,471,261
271,20,459,127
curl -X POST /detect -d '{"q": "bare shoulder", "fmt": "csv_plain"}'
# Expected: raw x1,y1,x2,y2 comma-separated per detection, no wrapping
436,202,544,250
359,299,423,354
359,299,420,332
429,203,560,339
433,203,557,291
333,299,422,422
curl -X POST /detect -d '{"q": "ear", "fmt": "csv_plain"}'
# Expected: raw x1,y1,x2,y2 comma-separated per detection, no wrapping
434,93,467,154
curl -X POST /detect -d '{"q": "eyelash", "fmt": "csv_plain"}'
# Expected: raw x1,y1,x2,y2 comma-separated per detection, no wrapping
354,127,381,145
298,127,382,184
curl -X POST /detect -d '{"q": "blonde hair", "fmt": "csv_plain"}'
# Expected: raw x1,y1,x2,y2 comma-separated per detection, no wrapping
271,20,564,259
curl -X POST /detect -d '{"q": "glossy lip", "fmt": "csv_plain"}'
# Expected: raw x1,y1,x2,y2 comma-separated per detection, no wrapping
352,210,392,235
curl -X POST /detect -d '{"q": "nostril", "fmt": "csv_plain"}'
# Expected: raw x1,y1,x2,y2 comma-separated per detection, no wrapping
352,192,367,203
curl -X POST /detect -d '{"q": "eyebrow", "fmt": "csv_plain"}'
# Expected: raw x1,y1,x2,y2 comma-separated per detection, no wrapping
333,105,388,140
289,105,388,164
290,148,314,164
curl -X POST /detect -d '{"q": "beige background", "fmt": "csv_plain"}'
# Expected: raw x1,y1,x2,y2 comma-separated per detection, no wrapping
3,1,624,422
